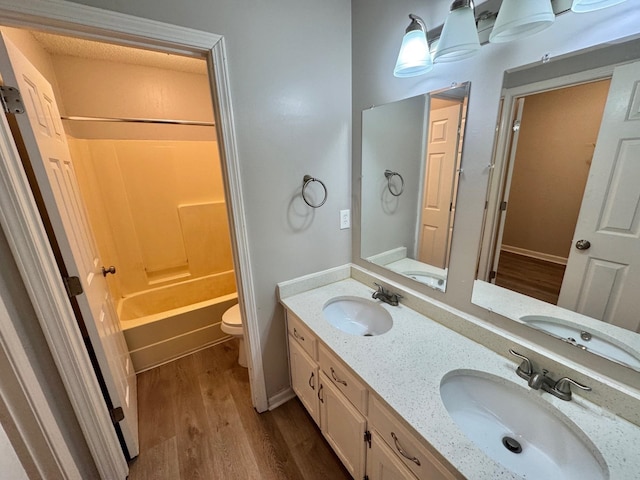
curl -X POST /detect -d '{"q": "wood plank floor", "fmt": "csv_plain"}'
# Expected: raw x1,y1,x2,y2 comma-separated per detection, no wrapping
495,251,566,305
128,340,351,480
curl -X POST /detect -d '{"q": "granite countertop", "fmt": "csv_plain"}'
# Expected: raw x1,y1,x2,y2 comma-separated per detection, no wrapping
278,275,640,479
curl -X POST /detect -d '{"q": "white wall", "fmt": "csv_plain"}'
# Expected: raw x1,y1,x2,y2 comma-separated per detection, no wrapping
361,94,425,259
352,0,640,384
64,0,352,399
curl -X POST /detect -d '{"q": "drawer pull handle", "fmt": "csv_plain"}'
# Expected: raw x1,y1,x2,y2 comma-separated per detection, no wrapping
330,367,347,386
318,383,324,403
391,432,421,466
308,371,315,390
293,328,305,342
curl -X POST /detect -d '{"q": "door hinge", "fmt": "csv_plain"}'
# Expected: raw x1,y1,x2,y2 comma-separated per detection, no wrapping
364,430,371,448
489,270,497,280
63,276,83,297
500,201,508,211
109,406,124,425
0,86,25,114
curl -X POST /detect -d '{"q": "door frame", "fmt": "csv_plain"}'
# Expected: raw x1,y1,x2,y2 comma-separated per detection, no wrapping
477,64,615,282
0,0,265,478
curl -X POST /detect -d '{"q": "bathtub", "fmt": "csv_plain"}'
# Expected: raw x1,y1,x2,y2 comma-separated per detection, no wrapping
118,270,237,372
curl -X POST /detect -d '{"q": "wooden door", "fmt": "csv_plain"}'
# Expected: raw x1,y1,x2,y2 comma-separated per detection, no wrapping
558,61,640,333
366,431,418,480
418,103,461,268
319,372,367,479
0,33,139,456
288,336,320,425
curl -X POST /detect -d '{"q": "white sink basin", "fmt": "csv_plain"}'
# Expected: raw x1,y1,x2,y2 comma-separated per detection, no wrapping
440,370,608,480
520,315,640,370
322,296,393,336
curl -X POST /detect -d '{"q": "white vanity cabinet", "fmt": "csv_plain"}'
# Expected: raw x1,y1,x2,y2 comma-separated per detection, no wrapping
318,372,367,478
285,309,460,480
288,337,320,424
368,396,459,480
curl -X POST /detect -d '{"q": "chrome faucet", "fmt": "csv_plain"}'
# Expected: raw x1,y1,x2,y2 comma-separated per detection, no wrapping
509,349,592,401
372,283,402,306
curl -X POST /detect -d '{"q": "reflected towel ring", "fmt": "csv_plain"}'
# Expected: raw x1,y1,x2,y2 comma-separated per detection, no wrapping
302,175,327,208
384,170,404,197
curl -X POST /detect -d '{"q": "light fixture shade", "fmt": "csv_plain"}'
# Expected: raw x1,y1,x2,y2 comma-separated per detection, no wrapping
489,0,555,43
571,0,628,12
434,2,481,63
394,16,433,78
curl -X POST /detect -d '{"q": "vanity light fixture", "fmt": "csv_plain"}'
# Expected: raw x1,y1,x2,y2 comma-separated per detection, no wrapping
393,14,433,78
571,0,628,12
489,0,555,43
434,0,481,63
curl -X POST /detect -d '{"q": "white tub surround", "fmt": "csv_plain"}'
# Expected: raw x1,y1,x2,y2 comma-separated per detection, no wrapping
277,265,640,480
119,271,237,371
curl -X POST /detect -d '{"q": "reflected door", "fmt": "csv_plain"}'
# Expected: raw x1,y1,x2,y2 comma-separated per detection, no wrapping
559,61,640,333
418,103,461,268
0,33,139,455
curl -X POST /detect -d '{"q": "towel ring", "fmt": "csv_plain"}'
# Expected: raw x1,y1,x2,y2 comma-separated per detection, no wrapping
384,170,404,197
302,175,327,208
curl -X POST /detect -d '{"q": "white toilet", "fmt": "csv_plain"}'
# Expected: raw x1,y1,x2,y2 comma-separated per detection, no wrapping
221,304,247,368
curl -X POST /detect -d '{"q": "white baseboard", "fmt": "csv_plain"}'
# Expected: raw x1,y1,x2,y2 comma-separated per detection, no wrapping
268,387,295,410
501,245,568,266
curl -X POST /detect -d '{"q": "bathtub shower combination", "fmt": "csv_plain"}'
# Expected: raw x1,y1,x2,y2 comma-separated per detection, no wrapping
118,270,237,372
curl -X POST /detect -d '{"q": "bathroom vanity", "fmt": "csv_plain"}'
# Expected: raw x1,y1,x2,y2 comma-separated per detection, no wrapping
277,264,640,480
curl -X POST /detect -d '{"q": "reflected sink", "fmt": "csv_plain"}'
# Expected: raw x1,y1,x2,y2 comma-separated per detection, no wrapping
403,271,446,290
521,315,640,370
440,370,608,480
322,296,393,336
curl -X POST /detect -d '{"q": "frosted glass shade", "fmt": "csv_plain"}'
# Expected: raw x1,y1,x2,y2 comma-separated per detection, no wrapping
489,0,555,43
434,6,481,63
394,29,433,78
571,0,628,12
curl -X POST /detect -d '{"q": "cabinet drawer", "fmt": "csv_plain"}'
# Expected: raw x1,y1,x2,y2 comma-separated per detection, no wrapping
286,311,317,360
319,344,368,415
369,396,460,480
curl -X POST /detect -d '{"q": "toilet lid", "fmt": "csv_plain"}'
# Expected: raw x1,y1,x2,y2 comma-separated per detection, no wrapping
222,304,242,326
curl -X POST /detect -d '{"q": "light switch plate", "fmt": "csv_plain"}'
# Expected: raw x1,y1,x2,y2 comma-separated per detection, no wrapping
340,209,350,230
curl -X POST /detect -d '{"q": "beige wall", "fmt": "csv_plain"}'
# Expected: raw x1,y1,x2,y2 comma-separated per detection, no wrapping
52,55,215,141
502,79,611,259
71,138,232,298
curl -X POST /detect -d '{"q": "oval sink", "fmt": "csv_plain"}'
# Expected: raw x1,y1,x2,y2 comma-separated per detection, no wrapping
403,271,446,290
322,296,392,336
520,315,640,370
440,370,608,480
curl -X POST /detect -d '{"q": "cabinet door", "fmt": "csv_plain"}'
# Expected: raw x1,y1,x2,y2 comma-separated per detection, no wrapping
289,335,320,425
319,372,367,479
367,431,418,480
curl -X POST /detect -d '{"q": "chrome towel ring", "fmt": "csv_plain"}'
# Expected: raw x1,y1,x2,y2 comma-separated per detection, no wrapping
302,175,327,208
384,170,404,197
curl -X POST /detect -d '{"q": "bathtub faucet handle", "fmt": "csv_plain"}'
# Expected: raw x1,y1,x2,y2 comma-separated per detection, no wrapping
102,265,117,277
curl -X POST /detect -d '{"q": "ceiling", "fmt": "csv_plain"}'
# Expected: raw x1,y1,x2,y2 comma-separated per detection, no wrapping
31,30,208,75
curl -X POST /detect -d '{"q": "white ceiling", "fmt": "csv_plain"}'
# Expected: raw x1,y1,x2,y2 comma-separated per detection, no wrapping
31,30,208,75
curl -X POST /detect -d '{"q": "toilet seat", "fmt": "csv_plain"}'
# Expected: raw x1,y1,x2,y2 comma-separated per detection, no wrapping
221,304,243,336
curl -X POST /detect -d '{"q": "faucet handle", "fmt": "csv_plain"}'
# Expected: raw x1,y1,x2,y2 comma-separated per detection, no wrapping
509,349,533,376
553,377,591,400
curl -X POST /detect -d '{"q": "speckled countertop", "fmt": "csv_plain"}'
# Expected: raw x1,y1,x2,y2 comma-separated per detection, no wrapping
278,272,640,480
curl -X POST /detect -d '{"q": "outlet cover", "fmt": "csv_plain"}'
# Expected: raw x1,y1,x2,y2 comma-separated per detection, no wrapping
340,209,350,230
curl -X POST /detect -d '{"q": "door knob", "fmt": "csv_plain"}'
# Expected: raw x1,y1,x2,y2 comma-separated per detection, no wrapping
102,266,116,277
575,240,591,250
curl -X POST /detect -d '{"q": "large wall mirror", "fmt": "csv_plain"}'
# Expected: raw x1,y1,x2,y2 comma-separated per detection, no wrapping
474,37,640,371
361,83,470,292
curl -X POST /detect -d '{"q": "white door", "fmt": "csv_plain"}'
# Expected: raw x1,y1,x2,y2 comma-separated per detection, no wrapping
490,98,526,280
418,103,461,268
0,33,139,456
558,61,640,333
